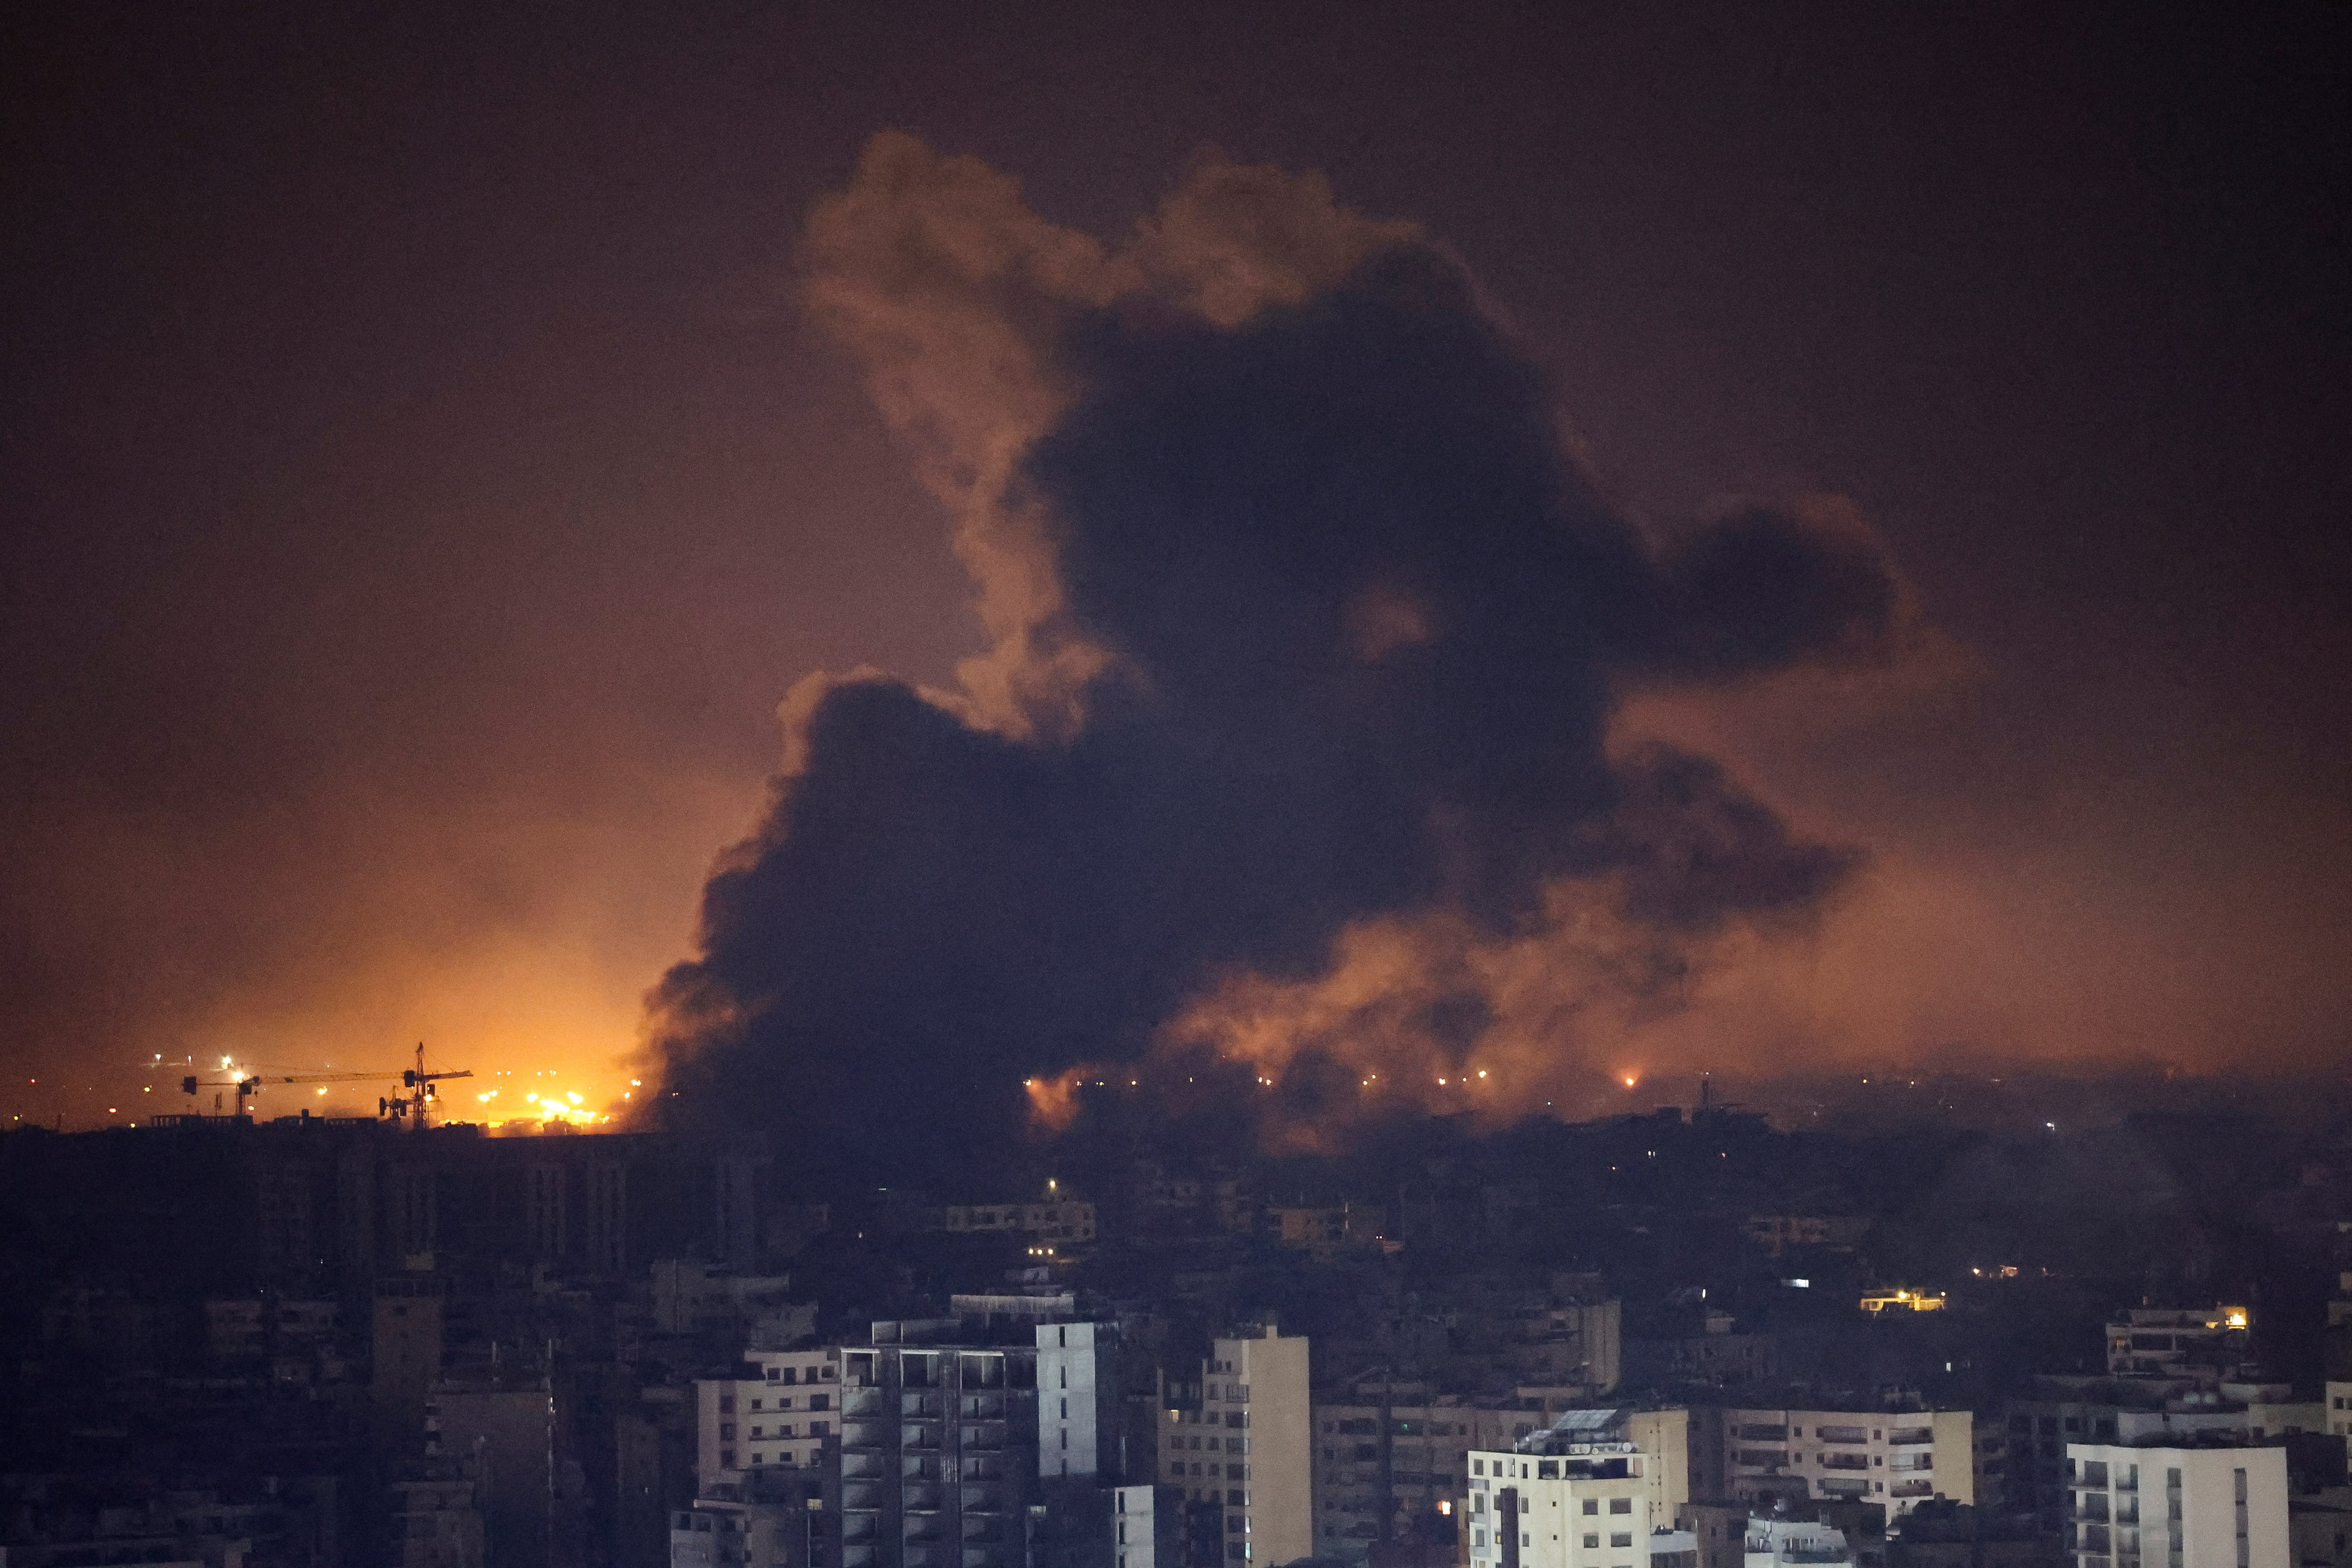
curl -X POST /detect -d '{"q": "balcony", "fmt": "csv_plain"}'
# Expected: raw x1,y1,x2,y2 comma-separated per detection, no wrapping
2074,1495,2110,1524
962,1422,1008,1450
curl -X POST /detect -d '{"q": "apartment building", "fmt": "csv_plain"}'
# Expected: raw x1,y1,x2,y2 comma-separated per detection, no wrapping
1720,1406,1971,1515
2104,1306,2250,1389
1462,1431,1654,1568
696,1346,843,1490
2065,1438,2288,1568
2004,1384,2320,1522
1313,1398,1685,1563
1159,1322,1312,1565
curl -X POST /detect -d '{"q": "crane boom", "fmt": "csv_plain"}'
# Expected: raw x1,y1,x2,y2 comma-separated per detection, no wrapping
180,1042,472,1127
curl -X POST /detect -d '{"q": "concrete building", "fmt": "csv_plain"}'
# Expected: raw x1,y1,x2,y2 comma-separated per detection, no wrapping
2327,1380,2352,1438
1463,1430,1653,1568
940,1202,1099,1250
393,1476,486,1568
1028,1482,1182,1568
1039,1322,1123,1480
2103,1306,2251,1389
2064,1438,2288,1568
1313,1400,1686,1566
1265,1204,1362,1264
1161,1323,1311,1566
697,1346,844,1491
427,1381,558,1568
1740,1516,1852,1565
671,1496,807,1568
1719,1406,1971,1516
2003,1383,2321,1523
1741,1216,1870,1256
1674,1501,1883,1568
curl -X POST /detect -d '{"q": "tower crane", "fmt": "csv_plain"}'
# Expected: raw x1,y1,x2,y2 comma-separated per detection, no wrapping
180,1043,473,1126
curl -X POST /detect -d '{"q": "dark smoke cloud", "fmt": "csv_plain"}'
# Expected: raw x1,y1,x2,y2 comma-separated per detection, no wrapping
644,139,1910,1183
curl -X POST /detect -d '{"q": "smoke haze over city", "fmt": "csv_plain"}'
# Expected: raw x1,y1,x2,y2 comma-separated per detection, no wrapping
4,3,2349,1140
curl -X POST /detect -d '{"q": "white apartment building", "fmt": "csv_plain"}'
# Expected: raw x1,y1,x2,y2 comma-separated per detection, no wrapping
2066,1439,2288,1568
1464,1440,1652,1568
1313,1400,1685,1562
695,1346,843,1489
1721,1406,1972,1515
1161,1323,1313,1565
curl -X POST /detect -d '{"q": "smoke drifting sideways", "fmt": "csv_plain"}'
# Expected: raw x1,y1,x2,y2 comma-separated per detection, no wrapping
641,134,1916,1184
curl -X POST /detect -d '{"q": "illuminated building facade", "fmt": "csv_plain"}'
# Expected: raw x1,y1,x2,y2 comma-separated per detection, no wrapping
1719,1406,1973,1516
2065,1439,2288,1568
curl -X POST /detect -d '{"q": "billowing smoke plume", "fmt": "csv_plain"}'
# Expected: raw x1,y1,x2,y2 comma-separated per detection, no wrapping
643,134,1914,1181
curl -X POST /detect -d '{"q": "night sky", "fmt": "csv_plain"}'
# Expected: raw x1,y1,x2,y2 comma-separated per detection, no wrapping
5,0,2348,1137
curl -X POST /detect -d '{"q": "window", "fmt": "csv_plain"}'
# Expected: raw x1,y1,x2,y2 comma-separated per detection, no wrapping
1582,1500,1598,1515
1582,1535,1597,1549
1608,1498,1630,1514
1609,1533,1632,1549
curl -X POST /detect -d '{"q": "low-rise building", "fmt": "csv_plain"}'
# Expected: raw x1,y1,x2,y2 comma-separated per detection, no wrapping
1743,1516,1853,1565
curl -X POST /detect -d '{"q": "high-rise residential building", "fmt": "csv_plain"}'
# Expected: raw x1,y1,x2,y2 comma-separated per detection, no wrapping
2065,1438,2288,1568
684,1312,1133,1568
1161,1322,1312,1567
